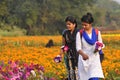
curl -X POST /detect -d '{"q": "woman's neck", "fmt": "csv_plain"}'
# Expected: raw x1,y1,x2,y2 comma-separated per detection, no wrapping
70,28,75,34
86,28,92,34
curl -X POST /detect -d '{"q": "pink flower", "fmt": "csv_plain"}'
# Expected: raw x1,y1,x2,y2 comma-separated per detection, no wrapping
8,71,13,76
49,77,56,80
10,62,17,69
23,63,28,68
94,41,104,53
61,45,69,52
63,46,69,52
0,66,2,71
10,74,20,80
25,72,30,78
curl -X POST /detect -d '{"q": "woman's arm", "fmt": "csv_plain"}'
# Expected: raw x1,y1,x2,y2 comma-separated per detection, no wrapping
76,32,89,60
98,31,103,43
59,36,66,57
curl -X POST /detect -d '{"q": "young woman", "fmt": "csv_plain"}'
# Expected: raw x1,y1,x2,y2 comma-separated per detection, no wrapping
76,13,104,80
60,16,79,80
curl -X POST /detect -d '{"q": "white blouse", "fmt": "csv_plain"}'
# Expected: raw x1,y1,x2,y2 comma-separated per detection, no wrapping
76,31,103,52
76,30,104,80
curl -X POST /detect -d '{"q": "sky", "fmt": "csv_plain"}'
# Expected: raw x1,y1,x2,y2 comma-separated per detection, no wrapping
113,0,120,4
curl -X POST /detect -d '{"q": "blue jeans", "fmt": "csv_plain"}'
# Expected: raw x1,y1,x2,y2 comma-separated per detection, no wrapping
89,78,99,80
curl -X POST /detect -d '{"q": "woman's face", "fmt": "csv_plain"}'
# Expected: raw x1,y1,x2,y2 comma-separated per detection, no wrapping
66,21,76,31
81,22,92,30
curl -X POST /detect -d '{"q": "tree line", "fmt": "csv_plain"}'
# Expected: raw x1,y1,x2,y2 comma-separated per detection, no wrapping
0,0,120,35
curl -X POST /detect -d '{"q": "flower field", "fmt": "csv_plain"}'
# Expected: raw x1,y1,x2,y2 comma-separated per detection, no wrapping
0,34,120,80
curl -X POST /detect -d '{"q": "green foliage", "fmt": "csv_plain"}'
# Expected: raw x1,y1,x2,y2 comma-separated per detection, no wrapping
0,25,26,36
105,69,120,80
0,0,120,35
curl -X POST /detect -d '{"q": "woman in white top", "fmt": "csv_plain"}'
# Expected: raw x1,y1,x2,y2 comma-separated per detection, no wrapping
76,13,104,80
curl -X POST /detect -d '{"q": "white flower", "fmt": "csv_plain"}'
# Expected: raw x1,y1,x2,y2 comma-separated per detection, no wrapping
57,55,61,57
39,70,44,80
31,70,36,77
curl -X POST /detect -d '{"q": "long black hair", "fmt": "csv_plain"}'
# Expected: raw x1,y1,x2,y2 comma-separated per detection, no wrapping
65,16,77,28
81,13,94,24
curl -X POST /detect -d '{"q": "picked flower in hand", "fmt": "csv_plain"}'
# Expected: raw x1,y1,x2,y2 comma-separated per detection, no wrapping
94,41,105,53
61,45,69,52
54,55,62,63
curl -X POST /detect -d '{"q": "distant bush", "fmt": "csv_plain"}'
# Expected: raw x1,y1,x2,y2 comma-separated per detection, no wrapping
0,25,26,37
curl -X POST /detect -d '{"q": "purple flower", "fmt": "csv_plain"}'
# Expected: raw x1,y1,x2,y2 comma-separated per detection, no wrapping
21,74,27,80
26,67,32,72
49,77,56,80
15,60,19,65
39,66,44,72
54,55,62,63
0,66,2,71
44,77,49,80
8,60,12,64
0,61,50,80
13,67,19,74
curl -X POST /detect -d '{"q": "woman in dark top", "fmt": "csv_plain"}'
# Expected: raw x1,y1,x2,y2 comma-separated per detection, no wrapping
60,16,79,80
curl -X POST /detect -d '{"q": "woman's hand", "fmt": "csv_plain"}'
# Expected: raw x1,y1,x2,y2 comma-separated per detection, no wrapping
59,48,64,57
81,53,89,60
78,50,89,60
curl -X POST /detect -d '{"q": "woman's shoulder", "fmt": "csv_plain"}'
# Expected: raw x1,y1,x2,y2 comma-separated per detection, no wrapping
93,28,101,35
62,29,67,34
